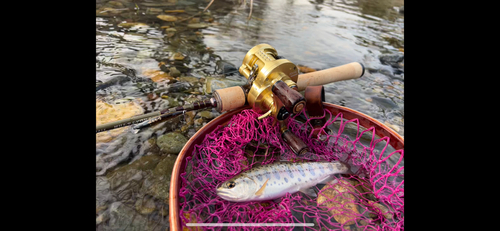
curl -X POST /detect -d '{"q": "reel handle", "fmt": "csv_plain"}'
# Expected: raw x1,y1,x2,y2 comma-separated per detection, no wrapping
272,80,305,114
296,62,365,91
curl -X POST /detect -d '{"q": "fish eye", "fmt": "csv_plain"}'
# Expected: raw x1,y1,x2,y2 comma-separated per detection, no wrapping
227,182,236,189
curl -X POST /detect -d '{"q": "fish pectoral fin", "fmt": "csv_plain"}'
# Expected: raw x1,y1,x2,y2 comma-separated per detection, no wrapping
299,187,318,198
255,178,269,196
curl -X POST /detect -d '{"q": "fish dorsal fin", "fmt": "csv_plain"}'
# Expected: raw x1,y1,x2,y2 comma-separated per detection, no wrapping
255,178,269,196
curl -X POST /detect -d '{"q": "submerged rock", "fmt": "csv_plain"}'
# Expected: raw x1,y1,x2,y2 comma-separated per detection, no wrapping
157,132,188,154
96,99,144,143
370,97,399,110
169,66,181,77
215,60,238,75
142,69,176,83
187,23,209,29
134,195,156,215
107,202,167,231
379,54,404,68
317,180,361,226
204,76,246,94
143,154,178,200
157,14,178,22
118,22,148,28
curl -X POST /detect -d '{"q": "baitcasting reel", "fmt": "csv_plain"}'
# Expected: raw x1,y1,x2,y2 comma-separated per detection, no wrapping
213,44,365,121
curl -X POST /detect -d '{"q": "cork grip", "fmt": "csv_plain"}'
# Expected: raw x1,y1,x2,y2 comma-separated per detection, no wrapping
213,86,247,112
296,62,365,91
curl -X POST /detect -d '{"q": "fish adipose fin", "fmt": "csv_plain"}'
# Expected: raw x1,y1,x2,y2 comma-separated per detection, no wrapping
255,178,269,196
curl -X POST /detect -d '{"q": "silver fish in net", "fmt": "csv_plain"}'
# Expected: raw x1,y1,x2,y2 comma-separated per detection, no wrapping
216,161,350,202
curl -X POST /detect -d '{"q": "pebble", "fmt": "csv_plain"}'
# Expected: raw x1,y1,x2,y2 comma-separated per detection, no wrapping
156,132,188,154
157,15,178,22
187,23,209,29
165,10,185,13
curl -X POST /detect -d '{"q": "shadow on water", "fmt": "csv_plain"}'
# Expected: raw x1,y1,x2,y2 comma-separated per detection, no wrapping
96,0,403,230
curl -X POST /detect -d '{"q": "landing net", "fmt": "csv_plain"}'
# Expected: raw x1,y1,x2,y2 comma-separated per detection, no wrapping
178,109,404,230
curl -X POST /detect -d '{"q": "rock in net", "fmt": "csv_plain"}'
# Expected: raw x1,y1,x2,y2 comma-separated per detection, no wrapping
178,109,404,230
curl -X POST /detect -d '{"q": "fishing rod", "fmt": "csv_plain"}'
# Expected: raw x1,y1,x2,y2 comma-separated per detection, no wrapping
96,44,365,137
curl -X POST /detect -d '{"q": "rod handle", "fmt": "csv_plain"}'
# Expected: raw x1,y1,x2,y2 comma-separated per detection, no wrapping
296,62,365,91
213,86,247,112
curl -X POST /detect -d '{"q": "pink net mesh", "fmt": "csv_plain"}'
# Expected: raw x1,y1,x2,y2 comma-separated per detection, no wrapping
178,108,404,230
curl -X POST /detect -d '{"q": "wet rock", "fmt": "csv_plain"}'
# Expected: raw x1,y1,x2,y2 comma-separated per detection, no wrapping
173,52,185,61
384,121,400,133
142,137,161,155
107,202,167,231
168,81,190,92
96,212,110,225
197,110,218,119
96,176,112,209
178,76,199,84
105,155,161,204
345,177,377,202
370,97,399,110
378,66,394,78
166,28,177,37
204,76,246,94
194,118,204,126
317,180,361,226
157,132,188,154
379,54,404,68
183,213,203,231
96,7,123,16
135,195,156,215
141,154,178,201
166,28,177,33
166,96,180,107
106,1,125,8
187,23,209,29
157,14,178,22
142,69,176,83
169,67,181,77
118,22,147,28
189,17,200,24
96,99,144,143
165,10,185,13
366,201,392,219
215,60,238,75
146,8,164,14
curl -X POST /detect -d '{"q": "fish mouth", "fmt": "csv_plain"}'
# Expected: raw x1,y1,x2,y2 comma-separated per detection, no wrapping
216,188,230,197
216,188,239,201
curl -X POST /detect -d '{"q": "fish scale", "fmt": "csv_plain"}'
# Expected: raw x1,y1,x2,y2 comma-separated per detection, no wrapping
216,161,350,202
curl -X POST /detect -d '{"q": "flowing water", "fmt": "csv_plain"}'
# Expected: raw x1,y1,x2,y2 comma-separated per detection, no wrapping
96,0,403,230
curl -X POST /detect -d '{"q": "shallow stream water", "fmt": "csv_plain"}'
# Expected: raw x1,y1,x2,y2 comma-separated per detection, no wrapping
96,0,403,230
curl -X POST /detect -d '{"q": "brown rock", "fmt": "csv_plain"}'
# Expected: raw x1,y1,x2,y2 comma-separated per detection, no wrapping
366,201,392,219
173,52,185,61
157,15,178,22
165,10,185,13
96,99,144,143
189,17,200,24
317,180,361,226
142,69,175,83
118,22,147,28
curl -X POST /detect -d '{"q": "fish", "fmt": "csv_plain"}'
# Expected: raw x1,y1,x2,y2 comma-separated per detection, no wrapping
216,161,350,202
